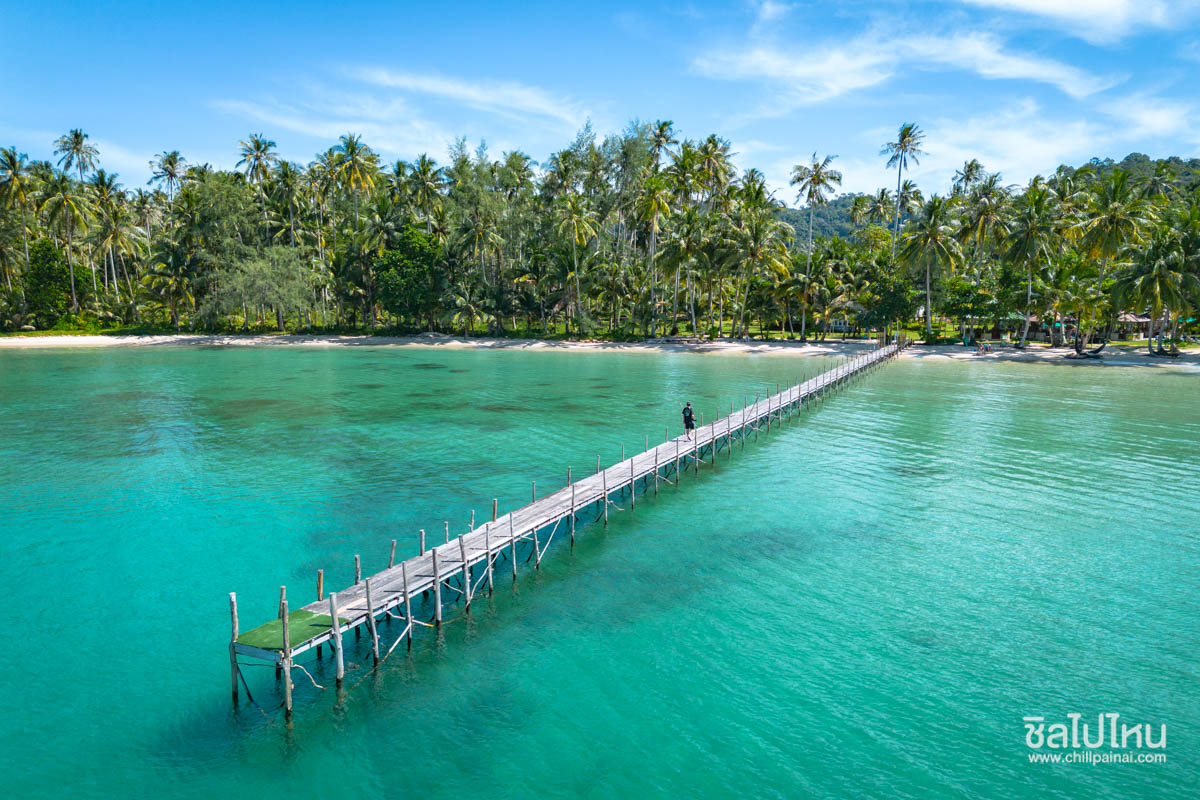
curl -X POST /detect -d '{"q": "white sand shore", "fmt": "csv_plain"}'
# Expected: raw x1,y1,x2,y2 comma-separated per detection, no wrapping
1,332,1196,367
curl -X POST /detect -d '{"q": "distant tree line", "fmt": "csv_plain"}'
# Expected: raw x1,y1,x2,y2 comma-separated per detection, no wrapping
1,124,1197,354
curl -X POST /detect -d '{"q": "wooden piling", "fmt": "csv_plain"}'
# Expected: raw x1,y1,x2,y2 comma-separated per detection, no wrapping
316,570,324,659
228,592,239,705
401,563,413,651
388,540,396,568
432,548,443,627
444,521,449,544
459,535,472,611
602,468,609,525
354,555,361,584
484,525,494,595
532,481,536,502
281,598,293,720
276,586,286,678
570,479,576,545
630,458,635,507
364,579,379,666
420,529,426,555
328,591,344,689
509,515,518,582
492,498,498,522
533,525,541,569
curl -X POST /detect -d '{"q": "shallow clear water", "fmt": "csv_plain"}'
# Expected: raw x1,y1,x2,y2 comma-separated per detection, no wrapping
0,346,1196,799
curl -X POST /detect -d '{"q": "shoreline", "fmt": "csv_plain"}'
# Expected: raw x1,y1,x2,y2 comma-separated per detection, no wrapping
0,332,1196,367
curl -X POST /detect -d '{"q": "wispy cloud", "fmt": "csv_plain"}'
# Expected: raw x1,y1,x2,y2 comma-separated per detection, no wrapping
695,29,1118,112
1098,93,1194,140
954,0,1198,43
348,67,588,129
213,91,455,161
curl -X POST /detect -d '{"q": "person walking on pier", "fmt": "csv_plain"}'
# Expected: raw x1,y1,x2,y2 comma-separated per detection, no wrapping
682,402,695,439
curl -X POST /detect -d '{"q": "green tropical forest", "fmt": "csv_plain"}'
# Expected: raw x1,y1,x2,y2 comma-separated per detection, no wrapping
2,122,1198,354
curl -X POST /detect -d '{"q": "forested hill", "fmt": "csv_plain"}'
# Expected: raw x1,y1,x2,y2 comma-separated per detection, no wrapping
1062,152,1200,192
778,152,1200,245
777,194,864,241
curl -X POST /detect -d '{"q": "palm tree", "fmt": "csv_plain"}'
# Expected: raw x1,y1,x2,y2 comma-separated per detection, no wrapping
408,154,444,233
54,129,99,182
557,193,597,330
1004,180,1058,347
650,121,677,172
635,175,672,336
237,133,278,230
899,195,960,340
335,133,377,229
790,153,842,340
881,123,926,261
1115,231,1192,355
953,159,984,195
149,150,186,198
0,146,33,284
39,171,89,310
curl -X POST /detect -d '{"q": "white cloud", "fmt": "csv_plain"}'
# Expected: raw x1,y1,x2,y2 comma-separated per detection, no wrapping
349,67,588,129
90,139,154,182
955,0,1198,43
1098,94,1193,140
695,30,1117,111
213,94,455,161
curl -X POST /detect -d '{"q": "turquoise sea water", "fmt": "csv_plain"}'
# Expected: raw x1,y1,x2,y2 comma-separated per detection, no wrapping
0,345,1196,799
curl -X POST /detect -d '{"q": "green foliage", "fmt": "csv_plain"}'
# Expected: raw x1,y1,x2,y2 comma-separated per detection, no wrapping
24,239,73,327
376,226,446,326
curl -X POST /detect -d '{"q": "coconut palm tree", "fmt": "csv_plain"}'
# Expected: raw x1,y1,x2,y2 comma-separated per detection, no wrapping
149,150,186,198
557,192,597,329
54,129,99,182
881,123,926,261
1115,231,1192,355
0,146,33,283
408,154,444,233
39,171,89,310
335,133,377,230
899,194,960,340
635,175,672,336
650,120,677,172
1004,179,1058,347
790,153,842,340
237,133,278,232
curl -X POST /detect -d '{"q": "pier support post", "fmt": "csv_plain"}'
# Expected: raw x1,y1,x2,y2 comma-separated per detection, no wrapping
228,592,239,706
492,498,498,522
316,570,324,659
510,516,518,582
459,535,472,612
432,548,443,627
484,525,494,595
354,555,361,584
630,459,636,508
276,586,286,677
364,579,380,667
389,540,396,568
420,529,426,555
602,468,609,526
401,563,413,651
280,598,293,721
329,591,344,689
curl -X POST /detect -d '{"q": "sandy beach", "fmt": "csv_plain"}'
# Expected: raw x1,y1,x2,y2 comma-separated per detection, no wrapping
2,331,1197,368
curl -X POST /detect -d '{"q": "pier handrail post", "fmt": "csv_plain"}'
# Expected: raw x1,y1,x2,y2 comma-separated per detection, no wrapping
509,516,518,582
364,578,380,666
228,592,239,705
280,597,293,720
432,548,443,627
315,570,325,659
602,467,609,525
329,591,345,689
401,563,413,651
484,525,494,596
459,535,472,611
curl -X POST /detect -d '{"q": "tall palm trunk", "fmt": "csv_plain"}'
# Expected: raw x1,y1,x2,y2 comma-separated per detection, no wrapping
924,262,933,340
801,207,814,340
571,237,582,331
65,220,78,311
1018,266,1033,347
891,165,903,262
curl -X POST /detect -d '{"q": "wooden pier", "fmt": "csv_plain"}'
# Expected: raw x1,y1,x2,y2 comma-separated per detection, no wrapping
228,338,909,718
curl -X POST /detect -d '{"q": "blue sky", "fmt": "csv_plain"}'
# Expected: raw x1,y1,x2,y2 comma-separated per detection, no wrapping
3,0,1198,204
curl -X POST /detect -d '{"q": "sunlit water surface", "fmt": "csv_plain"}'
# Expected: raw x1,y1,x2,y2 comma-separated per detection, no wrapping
1,346,1196,799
